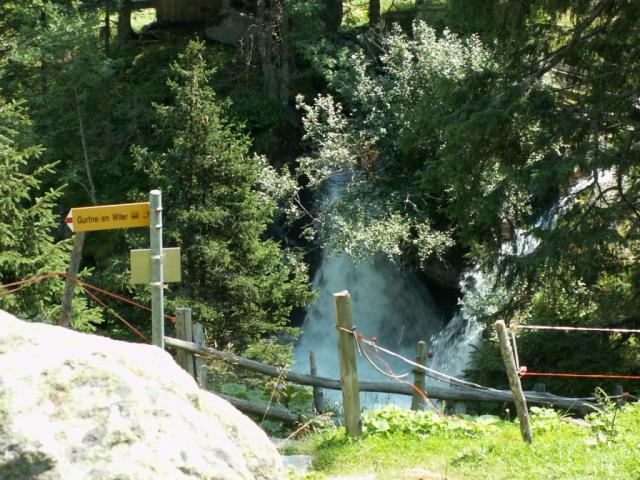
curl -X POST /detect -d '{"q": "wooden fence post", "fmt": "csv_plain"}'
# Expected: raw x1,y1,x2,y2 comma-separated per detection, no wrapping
454,401,467,414
333,290,362,437
495,320,533,444
175,308,195,378
192,323,209,391
309,351,325,414
411,340,427,411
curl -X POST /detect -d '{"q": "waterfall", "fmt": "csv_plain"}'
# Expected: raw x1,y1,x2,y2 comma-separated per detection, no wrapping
292,163,616,408
293,252,482,408
291,173,487,408
508,168,617,256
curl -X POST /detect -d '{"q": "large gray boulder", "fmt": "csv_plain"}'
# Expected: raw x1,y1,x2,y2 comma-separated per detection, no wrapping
0,310,286,480
204,10,255,47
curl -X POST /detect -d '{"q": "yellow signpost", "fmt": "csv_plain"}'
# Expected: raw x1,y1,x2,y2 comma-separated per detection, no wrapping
65,202,150,232
130,248,181,284
64,194,168,348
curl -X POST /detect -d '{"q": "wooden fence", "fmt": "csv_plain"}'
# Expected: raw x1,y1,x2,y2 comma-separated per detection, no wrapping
165,303,599,426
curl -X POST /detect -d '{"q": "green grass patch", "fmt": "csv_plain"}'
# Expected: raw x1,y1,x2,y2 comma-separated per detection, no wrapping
131,9,157,33
343,0,415,27
289,403,640,479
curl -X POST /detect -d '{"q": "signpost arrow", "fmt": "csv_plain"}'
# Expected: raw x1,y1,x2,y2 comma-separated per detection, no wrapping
65,210,74,232
65,202,150,232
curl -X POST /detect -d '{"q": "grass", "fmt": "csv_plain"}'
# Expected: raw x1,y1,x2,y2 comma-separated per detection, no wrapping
287,403,640,479
105,8,156,35
131,9,157,33
342,0,416,27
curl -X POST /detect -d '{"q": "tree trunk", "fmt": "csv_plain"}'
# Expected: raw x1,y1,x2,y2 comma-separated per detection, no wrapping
256,0,279,101
58,232,85,327
276,0,290,107
323,0,343,32
103,0,111,54
117,0,133,44
59,87,98,328
73,86,98,204
369,0,380,26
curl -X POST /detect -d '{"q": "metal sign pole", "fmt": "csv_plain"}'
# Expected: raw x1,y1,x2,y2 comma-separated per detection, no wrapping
150,190,164,348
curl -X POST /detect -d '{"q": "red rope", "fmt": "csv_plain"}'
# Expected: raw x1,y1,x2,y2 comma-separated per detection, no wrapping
511,325,640,381
0,285,30,296
522,371,640,380
365,345,436,410
511,324,640,334
0,272,176,338
361,340,408,379
1,272,176,322
80,286,151,344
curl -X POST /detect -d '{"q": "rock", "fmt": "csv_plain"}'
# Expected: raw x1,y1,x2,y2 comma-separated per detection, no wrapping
282,455,313,476
562,417,591,428
269,437,300,451
204,10,255,47
0,310,285,480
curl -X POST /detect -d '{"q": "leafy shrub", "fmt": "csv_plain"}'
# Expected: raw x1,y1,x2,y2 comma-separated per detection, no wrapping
361,406,500,438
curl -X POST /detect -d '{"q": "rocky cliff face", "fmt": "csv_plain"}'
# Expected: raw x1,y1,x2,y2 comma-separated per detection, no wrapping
0,310,285,480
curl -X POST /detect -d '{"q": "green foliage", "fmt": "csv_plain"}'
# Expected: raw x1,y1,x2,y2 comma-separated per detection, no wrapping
133,40,313,348
292,403,640,479
361,406,499,438
0,98,101,329
1,2,312,344
585,389,638,444
0,1,140,332
244,338,296,367
296,6,640,396
438,2,640,347
2,2,117,193
213,339,314,411
295,23,487,264
341,0,415,27
529,406,565,433
0,98,63,320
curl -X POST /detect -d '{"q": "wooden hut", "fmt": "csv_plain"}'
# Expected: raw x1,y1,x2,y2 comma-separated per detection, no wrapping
154,0,223,23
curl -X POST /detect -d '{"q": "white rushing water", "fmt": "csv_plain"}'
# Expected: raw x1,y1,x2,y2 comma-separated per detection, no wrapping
293,252,482,408
292,167,617,409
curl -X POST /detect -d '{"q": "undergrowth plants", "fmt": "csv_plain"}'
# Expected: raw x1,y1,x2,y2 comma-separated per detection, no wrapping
292,401,640,480
361,405,500,438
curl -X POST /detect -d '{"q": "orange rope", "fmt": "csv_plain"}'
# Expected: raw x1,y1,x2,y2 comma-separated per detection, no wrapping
0,272,61,295
0,285,30,296
361,341,409,380
67,275,176,323
80,286,151,344
353,331,442,415
0,272,175,338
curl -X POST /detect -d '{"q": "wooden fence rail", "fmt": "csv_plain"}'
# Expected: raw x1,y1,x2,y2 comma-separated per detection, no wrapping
218,393,304,424
164,336,597,413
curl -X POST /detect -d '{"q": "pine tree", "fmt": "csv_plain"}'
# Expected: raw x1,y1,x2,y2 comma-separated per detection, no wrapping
0,98,102,329
133,41,312,349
